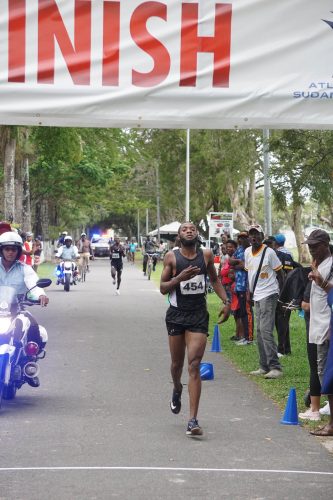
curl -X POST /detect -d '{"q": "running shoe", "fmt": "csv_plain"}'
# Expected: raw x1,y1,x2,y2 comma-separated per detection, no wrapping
170,384,183,414
319,401,331,416
186,418,203,436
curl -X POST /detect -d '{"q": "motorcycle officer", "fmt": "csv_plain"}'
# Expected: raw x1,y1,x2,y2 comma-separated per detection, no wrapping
0,231,49,387
55,235,79,284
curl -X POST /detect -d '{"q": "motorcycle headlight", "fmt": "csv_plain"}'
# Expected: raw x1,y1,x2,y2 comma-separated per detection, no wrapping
0,317,11,333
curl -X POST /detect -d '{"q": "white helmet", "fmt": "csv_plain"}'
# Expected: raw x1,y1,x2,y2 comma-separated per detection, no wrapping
81,232,86,237
64,235,73,242
0,231,23,246
0,231,23,258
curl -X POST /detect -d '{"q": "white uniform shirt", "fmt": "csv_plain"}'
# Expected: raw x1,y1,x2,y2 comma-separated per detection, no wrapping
309,256,333,345
56,245,79,260
244,245,282,301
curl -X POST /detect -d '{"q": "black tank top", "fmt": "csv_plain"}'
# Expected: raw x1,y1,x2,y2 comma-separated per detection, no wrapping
169,249,207,311
110,244,123,263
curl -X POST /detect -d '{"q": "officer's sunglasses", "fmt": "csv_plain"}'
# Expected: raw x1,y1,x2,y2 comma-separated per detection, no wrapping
2,246,18,252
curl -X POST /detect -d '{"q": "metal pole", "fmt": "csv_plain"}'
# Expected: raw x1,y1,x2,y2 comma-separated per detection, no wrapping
156,165,161,244
137,210,140,244
146,208,149,235
263,129,272,236
186,129,190,221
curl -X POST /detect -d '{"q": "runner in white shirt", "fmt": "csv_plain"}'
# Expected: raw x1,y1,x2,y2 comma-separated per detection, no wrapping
245,224,283,379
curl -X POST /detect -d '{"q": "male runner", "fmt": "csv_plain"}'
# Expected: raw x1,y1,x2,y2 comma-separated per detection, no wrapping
110,237,126,295
160,222,230,436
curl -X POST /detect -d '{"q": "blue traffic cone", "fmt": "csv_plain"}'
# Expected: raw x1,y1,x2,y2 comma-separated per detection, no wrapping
200,362,214,380
210,324,222,352
280,387,299,425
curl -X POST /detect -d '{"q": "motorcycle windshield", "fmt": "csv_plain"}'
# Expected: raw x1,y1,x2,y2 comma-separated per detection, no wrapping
0,286,17,316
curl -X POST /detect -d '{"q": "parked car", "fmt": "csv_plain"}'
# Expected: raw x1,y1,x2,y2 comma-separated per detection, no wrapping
91,238,110,257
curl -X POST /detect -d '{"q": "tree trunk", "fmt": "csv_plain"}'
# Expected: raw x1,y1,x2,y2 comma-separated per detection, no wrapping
247,174,256,223
291,203,309,263
4,135,16,223
40,199,49,241
226,178,251,229
21,157,31,232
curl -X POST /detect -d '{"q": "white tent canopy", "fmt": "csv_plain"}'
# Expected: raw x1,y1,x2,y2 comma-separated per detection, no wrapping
149,221,181,237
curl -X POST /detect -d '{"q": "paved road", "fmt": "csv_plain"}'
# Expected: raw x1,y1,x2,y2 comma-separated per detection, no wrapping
0,259,332,499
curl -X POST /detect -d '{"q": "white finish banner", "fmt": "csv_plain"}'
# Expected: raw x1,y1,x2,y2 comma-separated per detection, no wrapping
0,0,332,129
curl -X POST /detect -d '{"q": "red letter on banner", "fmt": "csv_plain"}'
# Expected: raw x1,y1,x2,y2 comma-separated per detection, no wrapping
8,0,26,82
131,2,171,87
103,1,120,86
38,0,91,85
180,3,232,87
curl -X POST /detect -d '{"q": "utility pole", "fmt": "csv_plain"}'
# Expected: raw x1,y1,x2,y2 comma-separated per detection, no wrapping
186,129,190,220
137,210,140,244
146,208,149,235
263,129,272,236
156,164,161,244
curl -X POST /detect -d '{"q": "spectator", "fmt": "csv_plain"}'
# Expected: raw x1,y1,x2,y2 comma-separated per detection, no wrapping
263,236,276,249
246,224,284,379
302,229,333,436
32,236,43,273
0,221,12,235
220,240,242,340
298,279,323,421
20,231,34,266
273,233,298,356
229,231,253,345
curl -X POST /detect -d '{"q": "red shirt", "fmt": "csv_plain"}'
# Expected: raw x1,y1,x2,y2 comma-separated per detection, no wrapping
220,259,233,285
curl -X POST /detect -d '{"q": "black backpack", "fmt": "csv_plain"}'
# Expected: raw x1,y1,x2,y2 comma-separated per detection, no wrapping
278,266,311,311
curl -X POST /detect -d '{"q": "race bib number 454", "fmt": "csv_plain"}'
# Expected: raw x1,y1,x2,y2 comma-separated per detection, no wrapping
180,274,205,295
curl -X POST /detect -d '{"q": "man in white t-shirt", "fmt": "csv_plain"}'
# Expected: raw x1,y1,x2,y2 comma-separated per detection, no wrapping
303,229,333,436
245,224,283,379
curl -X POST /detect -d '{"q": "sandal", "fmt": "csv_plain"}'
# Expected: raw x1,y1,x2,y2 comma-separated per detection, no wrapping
310,425,333,437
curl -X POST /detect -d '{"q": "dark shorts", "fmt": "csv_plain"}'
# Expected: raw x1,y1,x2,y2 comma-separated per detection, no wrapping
111,261,123,271
165,306,209,336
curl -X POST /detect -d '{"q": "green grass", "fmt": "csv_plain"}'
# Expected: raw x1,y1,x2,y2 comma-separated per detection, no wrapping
36,262,56,280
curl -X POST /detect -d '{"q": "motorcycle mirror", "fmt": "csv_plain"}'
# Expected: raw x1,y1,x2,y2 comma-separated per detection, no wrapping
36,278,52,288
26,278,52,295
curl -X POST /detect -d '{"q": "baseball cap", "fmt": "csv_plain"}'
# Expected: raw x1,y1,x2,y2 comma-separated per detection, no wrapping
274,233,286,246
303,229,330,245
248,224,264,234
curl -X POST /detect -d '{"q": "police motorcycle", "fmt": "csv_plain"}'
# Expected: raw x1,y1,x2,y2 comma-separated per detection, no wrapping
0,279,51,408
55,260,78,292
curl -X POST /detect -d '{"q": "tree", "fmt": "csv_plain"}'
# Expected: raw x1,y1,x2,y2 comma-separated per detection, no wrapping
269,130,333,261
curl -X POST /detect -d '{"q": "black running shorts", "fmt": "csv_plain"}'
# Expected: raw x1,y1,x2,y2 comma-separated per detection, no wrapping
111,261,123,270
165,306,209,336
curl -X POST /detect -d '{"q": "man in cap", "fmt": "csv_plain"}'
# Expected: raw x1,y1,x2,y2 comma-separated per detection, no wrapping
245,224,284,378
302,229,333,436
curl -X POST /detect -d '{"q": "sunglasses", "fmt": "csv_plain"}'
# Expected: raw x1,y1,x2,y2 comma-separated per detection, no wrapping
2,246,18,252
